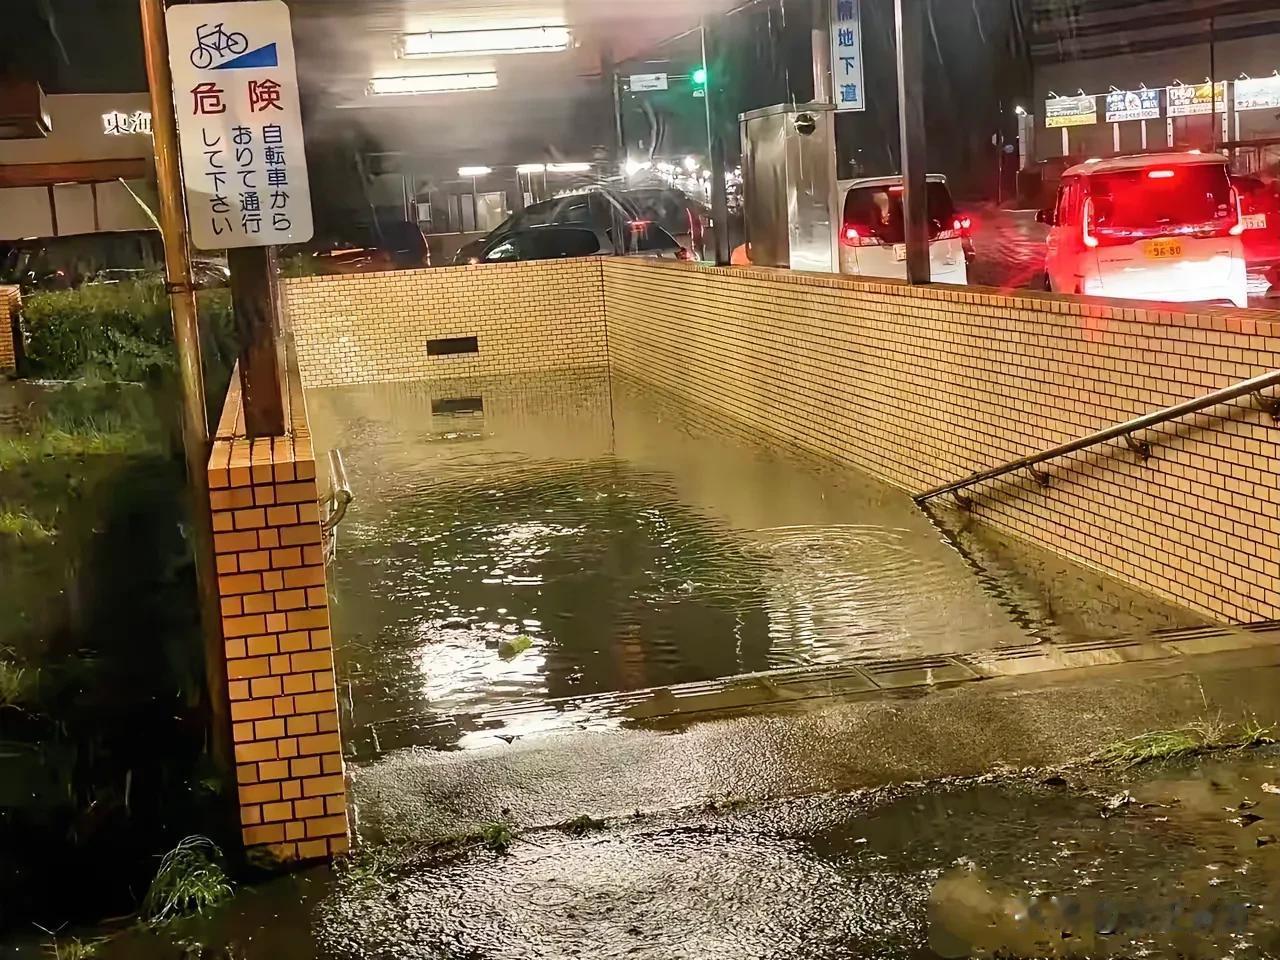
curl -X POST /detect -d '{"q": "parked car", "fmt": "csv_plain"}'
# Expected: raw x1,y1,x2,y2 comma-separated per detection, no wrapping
1233,173,1280,298
838,174,970,285
453,187,708,265
470,222,687,264
1037,153,1248,308
307,220,431,275
0,230,229,292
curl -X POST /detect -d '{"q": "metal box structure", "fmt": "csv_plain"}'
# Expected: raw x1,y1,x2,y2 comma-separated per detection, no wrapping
739,102,838,272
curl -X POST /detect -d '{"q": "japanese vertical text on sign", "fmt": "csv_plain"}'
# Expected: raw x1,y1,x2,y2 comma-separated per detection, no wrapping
167,0,313,250
830,0,866,112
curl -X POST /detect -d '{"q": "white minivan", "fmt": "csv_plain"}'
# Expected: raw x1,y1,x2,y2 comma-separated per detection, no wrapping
1038,153,1248,308
838,174,969,285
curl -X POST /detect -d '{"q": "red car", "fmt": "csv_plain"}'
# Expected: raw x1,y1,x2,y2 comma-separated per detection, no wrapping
1233,175,1280,298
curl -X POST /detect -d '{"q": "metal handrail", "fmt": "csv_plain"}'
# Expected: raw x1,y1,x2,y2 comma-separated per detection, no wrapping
321,448,353,535
914,369,1280,505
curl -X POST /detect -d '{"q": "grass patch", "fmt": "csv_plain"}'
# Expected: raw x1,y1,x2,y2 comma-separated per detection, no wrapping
0,414,153,470
41,936,105,960
140,836,233,924
0,658,34,707
0,509,55,541
1094,715,1276,768
478,822,514,854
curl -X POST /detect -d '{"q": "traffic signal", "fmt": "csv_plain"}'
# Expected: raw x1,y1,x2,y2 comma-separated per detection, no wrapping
693,67,708,86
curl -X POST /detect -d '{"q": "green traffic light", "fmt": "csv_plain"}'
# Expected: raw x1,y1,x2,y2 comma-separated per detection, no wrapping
693,67,708,86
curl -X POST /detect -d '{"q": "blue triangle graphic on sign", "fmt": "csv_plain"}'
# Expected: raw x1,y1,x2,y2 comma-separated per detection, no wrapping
212,43,278,70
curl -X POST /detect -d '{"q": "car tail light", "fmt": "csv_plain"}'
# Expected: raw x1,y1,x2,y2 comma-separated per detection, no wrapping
841,225,878,247
676,246,693,261
1147,169,1176,179
1228,186,1246,237
1082,197,1100,248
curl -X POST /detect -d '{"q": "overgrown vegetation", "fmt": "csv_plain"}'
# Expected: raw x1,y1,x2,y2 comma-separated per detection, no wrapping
0,413,153,471
478,822,514,854
1093,715,1276,768
0,508,55,541
140,837,234,924
20,281,236,387
0,657,34,707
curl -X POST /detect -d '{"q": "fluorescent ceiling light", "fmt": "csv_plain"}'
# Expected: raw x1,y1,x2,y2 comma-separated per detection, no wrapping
458,166,492,177
547,162,591,173
367,73,498,96
517,163,547,174
401,26,571,58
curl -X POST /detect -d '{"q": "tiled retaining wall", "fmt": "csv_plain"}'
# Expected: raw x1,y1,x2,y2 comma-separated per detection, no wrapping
283,260,608,388
208,366,349,862
602,259,1280,624
0,286,19,373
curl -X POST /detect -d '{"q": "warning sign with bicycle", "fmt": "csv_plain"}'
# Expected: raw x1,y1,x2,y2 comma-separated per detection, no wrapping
167,0,313,250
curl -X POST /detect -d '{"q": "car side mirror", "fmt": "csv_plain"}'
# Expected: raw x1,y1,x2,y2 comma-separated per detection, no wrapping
1035,208,1056,226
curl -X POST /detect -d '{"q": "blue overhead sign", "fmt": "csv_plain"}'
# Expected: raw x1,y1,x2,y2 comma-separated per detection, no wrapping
831,0,866,112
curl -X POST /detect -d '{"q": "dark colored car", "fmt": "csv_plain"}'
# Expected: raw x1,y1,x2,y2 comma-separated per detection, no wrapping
471,223,686,264
0,230,230,292
453,188,705,265
307,220,431,275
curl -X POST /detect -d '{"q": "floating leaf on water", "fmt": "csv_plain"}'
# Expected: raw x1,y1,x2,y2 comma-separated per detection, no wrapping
1262,783,1280,795
1235,813,1265,827
497,635,533,660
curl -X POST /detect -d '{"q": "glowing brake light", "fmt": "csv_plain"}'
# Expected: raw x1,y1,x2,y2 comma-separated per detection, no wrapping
1082,197,1099,249
1147,169,1176,179
952,216,973,233
844,226,860,241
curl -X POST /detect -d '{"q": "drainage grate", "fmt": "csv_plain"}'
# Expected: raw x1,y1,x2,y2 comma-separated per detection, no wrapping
432,396,484,415
427,335,479,357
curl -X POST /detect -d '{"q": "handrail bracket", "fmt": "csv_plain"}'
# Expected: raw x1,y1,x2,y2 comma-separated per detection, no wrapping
1124,434,1152,461
1253,391,1280,422
1025,464,1051,488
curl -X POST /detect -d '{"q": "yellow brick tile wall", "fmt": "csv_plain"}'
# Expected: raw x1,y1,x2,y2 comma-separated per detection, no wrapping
0,285,19,373
208,365,349,862
602,259,1280,624
283,259,608,388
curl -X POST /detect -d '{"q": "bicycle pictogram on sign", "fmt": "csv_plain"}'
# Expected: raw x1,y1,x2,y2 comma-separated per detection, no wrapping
190,22,248,68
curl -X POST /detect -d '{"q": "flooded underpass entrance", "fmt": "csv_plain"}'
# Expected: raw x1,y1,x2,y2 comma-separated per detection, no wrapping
308,372,1204,763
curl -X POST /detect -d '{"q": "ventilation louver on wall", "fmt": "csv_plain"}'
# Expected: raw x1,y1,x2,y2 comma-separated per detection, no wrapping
427,336,479,356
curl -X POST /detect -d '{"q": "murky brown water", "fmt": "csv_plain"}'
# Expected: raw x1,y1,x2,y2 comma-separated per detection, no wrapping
306,372,1201,757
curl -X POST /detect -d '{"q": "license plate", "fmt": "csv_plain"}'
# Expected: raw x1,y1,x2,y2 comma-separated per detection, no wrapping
1243,213,1268,230
1144,239,1184,259
892,243,907,262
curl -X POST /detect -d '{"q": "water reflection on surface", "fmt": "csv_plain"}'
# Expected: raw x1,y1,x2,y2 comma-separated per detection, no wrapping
308,373,1202,754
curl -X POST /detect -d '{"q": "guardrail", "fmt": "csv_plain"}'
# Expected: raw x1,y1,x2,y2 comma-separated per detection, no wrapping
914,369,1280,506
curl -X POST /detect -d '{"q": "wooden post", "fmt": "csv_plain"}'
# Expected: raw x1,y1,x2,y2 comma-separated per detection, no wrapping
228,246,286,438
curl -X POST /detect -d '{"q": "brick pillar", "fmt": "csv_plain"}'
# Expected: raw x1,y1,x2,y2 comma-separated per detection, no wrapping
207,376,349,862
0,285,19,374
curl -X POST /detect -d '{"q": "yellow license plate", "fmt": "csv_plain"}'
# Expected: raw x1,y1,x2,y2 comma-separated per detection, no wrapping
1145,239,1184,259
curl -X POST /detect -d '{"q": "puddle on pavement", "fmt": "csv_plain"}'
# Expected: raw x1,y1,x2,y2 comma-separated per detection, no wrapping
59,747,1280,960
307,373,1202,757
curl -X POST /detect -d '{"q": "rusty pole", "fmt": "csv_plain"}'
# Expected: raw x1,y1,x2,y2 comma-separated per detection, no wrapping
139,0,233,778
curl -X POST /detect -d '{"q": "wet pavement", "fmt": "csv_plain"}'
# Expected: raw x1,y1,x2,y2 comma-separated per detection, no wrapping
307,373,1200,759
40,740,1280,960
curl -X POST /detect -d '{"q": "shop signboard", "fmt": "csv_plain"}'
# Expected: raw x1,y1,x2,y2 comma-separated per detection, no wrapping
1166,81,1227,117
830,0,865,112
1235,76,1280,113
1104,89,1160,123
167,0,314,250
1045,95,1097,128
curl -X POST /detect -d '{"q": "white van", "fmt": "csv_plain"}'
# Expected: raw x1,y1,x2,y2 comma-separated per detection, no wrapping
838,174,969,285
1038,153,1248,308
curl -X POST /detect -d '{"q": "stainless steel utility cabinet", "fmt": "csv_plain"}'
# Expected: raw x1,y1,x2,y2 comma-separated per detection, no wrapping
739,102,838,273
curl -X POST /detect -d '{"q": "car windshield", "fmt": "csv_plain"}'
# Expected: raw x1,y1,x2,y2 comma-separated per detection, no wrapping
624,191,699,235
1089,164,1233,232
843,182,957,243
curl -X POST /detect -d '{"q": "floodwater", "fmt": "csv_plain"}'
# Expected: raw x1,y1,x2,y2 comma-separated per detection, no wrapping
61,747,1280,959
306,372,1201,757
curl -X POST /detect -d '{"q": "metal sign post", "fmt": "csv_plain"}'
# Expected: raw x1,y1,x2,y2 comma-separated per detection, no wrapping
167,0,315,436
894,0,929,284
